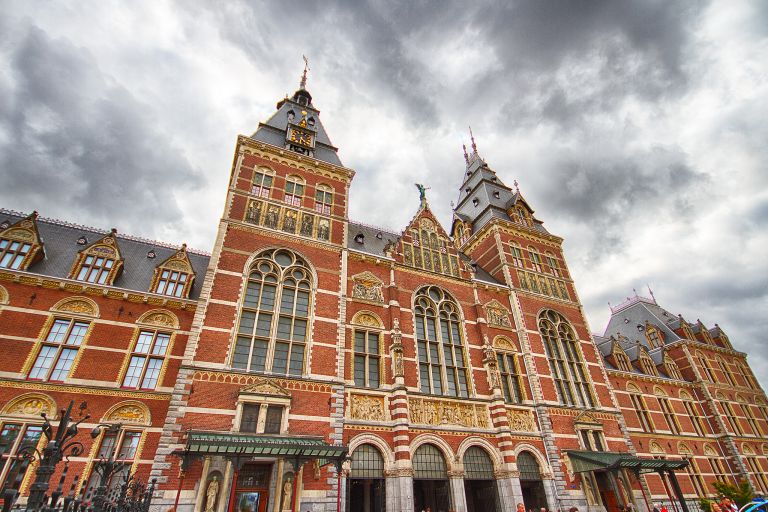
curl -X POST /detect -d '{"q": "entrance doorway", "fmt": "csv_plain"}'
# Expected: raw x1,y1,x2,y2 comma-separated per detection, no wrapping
230,463,271,512
463,447,499,512
595,472,619,512
347,444,386,512
413,444,451,512
517,451,547,511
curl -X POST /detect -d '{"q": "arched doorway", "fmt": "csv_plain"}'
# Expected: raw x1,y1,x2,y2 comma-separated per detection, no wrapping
518,451,547,511
413,444,451,512
347,444,386,512
463,447,500,512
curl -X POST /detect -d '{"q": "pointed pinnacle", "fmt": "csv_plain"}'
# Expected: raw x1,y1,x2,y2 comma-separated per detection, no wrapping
462,144,469,165
300,55,309,89
469,126,477,153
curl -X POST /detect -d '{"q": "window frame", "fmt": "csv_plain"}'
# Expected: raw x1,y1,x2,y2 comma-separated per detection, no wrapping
497,349,525,404
509,243,524,268
0,420,44,495
27,318,90,382
539,310,595,408
230,250,313,377
0,240,32,270
284,176,305,207
314,184,333,215
154,269,189,298
235,399,289,435
83,427,144,499
121,330,172,390
352,328,382,389
252,168,275,198
414,287,471,398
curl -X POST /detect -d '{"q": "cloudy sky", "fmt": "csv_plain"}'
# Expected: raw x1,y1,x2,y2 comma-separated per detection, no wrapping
1,1,766,387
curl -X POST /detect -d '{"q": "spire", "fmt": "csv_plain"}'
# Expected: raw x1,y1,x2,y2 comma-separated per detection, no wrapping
299,55,309,90
462,144,469,165
469,126,478,154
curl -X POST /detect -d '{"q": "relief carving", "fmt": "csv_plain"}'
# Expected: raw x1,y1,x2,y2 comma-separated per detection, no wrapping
5,397,54,417
240,379,291,397
484,300,512,328
409,398,489,429
51,297,98,317
352,313,381,328
506,408,537,432
351,271,384,303
107,404,148,425
139,312,176,328
349,394,386,421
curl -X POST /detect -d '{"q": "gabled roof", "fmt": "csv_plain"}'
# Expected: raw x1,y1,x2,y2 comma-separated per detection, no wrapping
0,209,210,299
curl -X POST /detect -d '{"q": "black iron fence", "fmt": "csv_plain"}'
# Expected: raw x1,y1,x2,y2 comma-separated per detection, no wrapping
0,401,155,512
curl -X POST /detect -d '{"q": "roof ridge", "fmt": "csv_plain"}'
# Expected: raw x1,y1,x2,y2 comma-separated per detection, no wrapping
348,219,399,236
1,208,211,257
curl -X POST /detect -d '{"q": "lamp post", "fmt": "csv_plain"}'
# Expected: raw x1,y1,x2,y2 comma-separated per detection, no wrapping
26,400,89,511
88,422,126,512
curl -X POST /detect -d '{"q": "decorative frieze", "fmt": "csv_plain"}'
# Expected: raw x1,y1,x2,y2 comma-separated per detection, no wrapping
408,397,489,429
484,300,512,328
348,394,386,422
506,408,537,432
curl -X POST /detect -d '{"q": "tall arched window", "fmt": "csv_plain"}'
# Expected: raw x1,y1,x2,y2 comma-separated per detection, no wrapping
414,287,469,397
539,310,594,407
232,249,312,376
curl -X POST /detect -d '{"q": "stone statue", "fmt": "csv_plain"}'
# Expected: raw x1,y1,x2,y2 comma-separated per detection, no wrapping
204,476,219,512
282,476,293,511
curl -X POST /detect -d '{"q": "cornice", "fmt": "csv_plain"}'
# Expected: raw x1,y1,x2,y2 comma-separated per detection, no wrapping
0,269,198,311
464,220,563,254
605,369,695,388
0,379,172,400
236,136,355,182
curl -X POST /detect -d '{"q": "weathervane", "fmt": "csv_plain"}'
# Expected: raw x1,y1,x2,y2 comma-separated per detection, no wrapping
300,55,310,89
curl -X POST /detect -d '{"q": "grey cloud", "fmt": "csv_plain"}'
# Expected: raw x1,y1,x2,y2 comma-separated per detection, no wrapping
0,20,203,238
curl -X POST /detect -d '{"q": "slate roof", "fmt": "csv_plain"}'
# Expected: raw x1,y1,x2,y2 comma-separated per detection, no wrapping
0,209,210,300
250,87,342,167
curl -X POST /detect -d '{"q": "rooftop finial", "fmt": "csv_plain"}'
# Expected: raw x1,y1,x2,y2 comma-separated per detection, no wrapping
647,284,657,304
462,143,469,165
300,55,310,89
513,180,520,194
469,126,478,153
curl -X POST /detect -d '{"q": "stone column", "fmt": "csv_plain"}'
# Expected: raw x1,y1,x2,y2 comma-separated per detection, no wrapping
386,470,414,512
449,473,468,512
496,471,523,512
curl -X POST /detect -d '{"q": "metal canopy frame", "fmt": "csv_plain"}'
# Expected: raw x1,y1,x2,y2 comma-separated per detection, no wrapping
566,450,689,475
174,430,348,473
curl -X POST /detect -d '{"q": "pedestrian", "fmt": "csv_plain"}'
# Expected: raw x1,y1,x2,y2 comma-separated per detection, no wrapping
569,507,579,512
653,503,660,512
517,503,526,512
660,504,669,512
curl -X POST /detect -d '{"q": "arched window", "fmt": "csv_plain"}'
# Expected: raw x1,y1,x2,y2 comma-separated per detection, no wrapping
403,219,459,277
414,287,469,397
539,310,594,407
232,249,312,376
350,444,385,479
664,356,682,379
645,324,663,348
509,243,524,268
413,444,448,479
251,167,274,198
516,451,541,481
717,358,736,386
314,184,333,214
680,391,705,436
284,175,305,207
696,351,715,382
463,447,495,479
351,313,383,388
638,353,658,377
614,347,632,372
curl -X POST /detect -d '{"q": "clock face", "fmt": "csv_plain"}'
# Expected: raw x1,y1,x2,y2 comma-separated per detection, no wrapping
289,127,314,147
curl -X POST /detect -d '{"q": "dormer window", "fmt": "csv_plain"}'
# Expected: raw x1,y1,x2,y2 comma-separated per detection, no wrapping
639,354,658,376
314,184,333,214
472,198,479,206
0,212,44,271
307,117,315,127
354,233,365,244
76,255,115,284
151,245,196,299
614,351,632,372
70,230,123,286
645,324,662,348
493,191,500,199
252,168,274,198
285,176,304,207
0,240,32,270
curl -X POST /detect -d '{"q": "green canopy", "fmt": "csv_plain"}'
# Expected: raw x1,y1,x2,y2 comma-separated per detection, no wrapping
179,431,347,463
566,450,689,474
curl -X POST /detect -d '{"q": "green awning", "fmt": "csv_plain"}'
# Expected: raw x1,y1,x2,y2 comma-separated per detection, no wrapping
182,431,347,460
566,451,689,474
